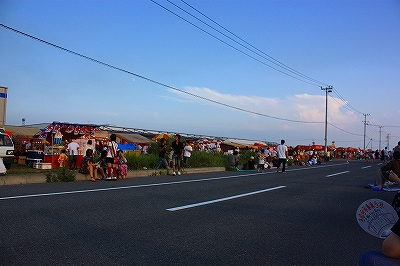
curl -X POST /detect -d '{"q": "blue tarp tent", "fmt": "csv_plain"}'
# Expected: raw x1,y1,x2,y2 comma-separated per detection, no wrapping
118,143,136,151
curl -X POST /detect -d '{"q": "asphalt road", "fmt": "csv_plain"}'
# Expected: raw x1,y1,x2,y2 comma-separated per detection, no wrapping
0,160,395,265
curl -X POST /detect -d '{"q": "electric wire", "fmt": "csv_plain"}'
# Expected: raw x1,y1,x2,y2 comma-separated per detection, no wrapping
155,1,381,138
328,122,364,137
0,23,324,124
150,0,322,87
179,0,331,87
331,89,364,115
164,0,327,87
1,23,390,141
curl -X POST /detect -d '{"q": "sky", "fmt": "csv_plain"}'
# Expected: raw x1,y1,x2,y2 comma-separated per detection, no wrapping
0,0,399,149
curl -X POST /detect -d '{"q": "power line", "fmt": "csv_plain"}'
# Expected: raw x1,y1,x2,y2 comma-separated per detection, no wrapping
155,1,379,140
328,122,364,137
150,0,323,87
2,22,390,141
0,23,324,125
167,0,329,87
330,89,364,115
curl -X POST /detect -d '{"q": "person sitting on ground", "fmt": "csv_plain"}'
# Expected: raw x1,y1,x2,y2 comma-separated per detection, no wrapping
79,149,99,182
306,156,318,166
116,149,128,179
293,154,301,166
96,150,108,179
228,150,239,169
357,218,400,265
248,156,256,170
242,156,256,170
375,151,400,190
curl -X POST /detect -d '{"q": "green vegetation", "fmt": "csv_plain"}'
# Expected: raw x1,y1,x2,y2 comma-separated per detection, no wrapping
45,167,76,182
7,163,49,175
124,150,229,170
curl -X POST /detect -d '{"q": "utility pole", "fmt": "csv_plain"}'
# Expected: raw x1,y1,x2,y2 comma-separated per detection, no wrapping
321,86,333,154
363,113,370,152
379,126,383,151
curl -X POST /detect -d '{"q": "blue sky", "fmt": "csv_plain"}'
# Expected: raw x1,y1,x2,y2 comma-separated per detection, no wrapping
1,0,399,149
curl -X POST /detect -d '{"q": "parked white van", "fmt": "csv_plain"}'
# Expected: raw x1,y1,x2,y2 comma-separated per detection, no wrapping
0,131,14,169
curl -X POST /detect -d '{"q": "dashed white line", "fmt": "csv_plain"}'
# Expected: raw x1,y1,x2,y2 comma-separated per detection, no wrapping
326,171,350,178
361,165,372,169
166,186,286,211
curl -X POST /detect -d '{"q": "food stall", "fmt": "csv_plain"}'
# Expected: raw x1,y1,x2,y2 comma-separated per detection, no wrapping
38,122,100,169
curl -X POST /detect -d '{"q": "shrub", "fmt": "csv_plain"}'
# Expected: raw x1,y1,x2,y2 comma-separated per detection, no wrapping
45,167,76,182
125,153,159,170
189,150,226,168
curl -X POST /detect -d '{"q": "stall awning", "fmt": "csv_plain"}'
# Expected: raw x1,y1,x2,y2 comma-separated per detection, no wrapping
37,122,100,142
223,138,260,149
115,133,151,144
3,125,42,138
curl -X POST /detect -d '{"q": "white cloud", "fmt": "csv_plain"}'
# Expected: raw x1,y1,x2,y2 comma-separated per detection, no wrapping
165,86,362,146
176,87,357,124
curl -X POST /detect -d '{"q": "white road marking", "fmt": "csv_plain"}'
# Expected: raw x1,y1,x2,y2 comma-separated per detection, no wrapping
0,161,350,201
166,186,286,212
0,172,263,201
326,171,350,177
361,165,372,169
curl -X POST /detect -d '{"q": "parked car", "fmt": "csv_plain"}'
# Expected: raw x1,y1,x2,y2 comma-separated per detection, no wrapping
0,131,14,169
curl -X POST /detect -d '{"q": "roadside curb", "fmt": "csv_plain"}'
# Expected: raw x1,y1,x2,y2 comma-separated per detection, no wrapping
0,167,226,186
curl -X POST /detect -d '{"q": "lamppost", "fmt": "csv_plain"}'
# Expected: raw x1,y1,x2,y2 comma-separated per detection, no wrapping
321,86,333,155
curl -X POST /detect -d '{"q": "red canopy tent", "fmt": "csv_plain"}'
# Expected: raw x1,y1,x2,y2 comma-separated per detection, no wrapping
38,122,100,143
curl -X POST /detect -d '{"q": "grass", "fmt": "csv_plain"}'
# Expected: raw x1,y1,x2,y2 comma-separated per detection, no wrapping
8,150,231,175
7,163,51,175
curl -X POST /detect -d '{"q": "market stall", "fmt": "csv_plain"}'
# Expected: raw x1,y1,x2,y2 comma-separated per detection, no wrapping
37,122,100,168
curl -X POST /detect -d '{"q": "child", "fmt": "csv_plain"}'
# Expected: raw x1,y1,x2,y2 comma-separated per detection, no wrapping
116,149,128,179
257,149,266,173
58,149,68,168
79,149,99,182
96,150,108,179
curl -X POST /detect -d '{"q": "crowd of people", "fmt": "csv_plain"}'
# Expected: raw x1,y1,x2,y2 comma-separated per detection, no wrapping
155,135,193,176
56,134,128,182
230,139,328,171
230,139,292,173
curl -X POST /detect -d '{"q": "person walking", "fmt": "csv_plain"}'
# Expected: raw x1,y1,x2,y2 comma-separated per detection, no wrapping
106,134,118,180
155,138,170,170
171,134,184,176
276,139,288,173
383,147,389,163
257,149,266,173
183,141,193,168
57,149,68,168
67,139,79,170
